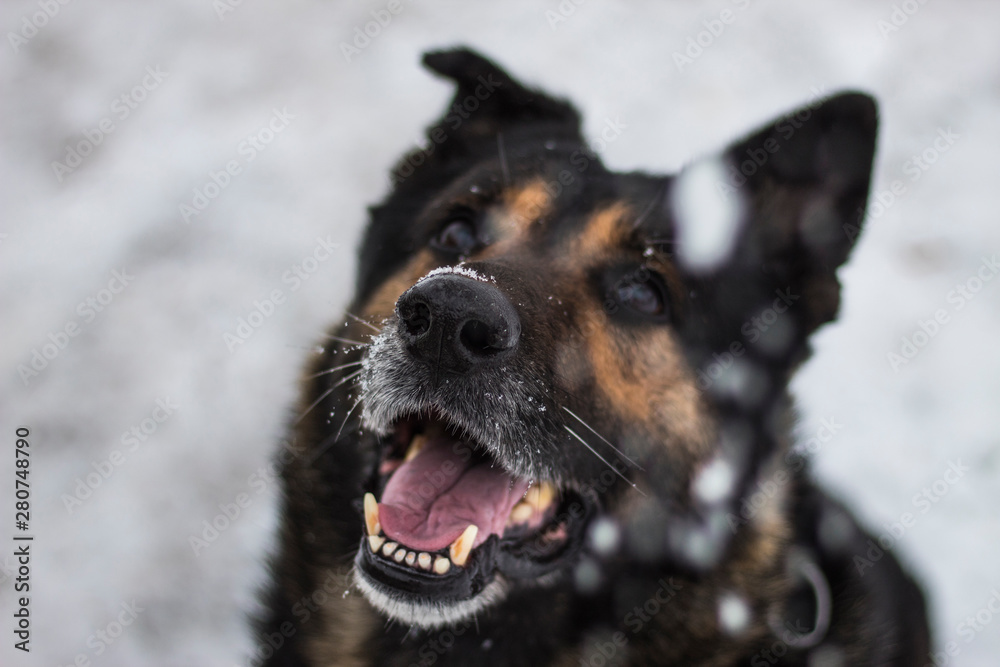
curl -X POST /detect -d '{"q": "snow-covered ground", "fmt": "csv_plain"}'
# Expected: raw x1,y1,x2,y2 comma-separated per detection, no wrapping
1,1,998,664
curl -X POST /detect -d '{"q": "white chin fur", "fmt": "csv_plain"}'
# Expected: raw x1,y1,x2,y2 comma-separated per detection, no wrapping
353,568,507,629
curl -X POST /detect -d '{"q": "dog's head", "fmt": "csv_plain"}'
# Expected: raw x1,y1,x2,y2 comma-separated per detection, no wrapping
304,48,877,630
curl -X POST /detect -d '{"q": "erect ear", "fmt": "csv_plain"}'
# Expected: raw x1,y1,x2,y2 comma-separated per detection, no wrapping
671,92,878,355
392,47,582,176
645,95,878,574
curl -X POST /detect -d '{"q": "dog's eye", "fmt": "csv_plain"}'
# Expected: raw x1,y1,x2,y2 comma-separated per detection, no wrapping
616,282,663,315
605,268,670,321
430,213,479,255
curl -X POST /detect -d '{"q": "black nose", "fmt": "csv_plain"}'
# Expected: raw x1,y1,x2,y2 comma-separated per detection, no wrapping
396,273,520,376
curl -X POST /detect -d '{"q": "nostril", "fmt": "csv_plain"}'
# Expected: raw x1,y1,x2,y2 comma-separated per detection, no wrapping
401,301,432,338
460,319,502,354
459,320,514,355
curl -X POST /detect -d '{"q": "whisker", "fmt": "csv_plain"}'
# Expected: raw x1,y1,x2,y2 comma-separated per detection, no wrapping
331,394,364,447
346,312,382,333
307,360,364,379
497,132,510,187
296,369,363,426
295,386,335,425
562,407,644,470
304,400,363,467
326,368,364,393
564,426,646,496
323,333,370,347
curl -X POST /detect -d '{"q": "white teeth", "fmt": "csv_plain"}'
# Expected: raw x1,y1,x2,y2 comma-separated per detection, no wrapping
449,525,478,567
378,543,454,574
405,433,428,462
364,493,380,536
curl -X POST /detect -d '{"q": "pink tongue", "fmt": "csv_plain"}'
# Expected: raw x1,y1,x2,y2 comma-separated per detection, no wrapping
378,436,530,552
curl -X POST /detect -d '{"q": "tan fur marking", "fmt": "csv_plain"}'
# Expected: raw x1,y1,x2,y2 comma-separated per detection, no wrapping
497,179,551,235
572,202,631,260
580,308,710,459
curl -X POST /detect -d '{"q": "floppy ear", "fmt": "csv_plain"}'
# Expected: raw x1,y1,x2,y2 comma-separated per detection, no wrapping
389,47,583,182
671,93,878,370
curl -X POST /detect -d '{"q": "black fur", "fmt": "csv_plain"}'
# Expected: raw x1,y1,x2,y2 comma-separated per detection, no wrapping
256,47,931,666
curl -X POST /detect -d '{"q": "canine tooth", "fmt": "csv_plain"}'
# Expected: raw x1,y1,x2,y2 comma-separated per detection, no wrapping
433,557,451,575
404,551,416,566
418,553,432,570
382,541,398,557
368,535,385,553
449,525,478,567
394,549,406,563
405,433,429,462
364,493,380,535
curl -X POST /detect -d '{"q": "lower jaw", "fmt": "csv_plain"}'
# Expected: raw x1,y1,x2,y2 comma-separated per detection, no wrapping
352,563,510,630
352,494,597,628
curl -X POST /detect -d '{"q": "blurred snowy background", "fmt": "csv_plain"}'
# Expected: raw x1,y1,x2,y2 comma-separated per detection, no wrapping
1,1,998,665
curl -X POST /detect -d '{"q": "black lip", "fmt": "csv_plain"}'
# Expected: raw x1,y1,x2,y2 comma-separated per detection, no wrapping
356,535,500,602
355,491,597,603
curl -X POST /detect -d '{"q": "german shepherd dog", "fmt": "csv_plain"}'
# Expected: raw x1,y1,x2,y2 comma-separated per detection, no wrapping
258,48,931,666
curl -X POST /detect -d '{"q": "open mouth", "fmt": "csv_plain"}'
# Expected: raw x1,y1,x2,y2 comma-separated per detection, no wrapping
354,413,594,625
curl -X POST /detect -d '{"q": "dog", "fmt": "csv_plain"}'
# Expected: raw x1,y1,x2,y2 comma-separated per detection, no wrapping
257,47,931,666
